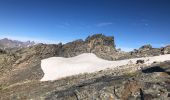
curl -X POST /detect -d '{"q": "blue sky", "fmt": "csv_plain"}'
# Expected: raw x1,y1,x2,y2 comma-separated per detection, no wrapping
0,0,170,51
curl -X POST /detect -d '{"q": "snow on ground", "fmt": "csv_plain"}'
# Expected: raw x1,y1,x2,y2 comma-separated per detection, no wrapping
40,53,170,81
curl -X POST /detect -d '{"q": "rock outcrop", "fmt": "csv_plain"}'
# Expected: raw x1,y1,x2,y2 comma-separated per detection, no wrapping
130,45,163,58
129,44,170,58
162,45,170,54
139,44,152,50
61,34,117,60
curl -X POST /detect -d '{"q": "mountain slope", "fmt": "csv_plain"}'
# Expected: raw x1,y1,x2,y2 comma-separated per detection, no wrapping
0,61,170,100
0,34,170,100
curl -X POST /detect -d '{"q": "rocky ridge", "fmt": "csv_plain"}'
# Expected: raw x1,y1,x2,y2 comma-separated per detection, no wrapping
0,34,170,100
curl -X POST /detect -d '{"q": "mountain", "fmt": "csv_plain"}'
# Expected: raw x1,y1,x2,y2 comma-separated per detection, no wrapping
0,34,170,100
0,38,35,49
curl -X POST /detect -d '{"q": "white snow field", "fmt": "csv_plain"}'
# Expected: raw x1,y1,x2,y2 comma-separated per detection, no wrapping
40,53,170,81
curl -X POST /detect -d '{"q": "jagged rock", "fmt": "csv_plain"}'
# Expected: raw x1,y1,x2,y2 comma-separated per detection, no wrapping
60,34,117,60
0,34,169,86
85,34,115,50
61,39,86,57
85,34,117,60
139,44,152,50
162,45,170,54
130,45,162,57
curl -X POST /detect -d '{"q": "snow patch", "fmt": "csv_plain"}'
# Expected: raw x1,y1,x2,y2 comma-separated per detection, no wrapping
41,53,170,81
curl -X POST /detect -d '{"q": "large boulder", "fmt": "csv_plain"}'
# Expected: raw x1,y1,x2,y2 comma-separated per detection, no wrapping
0,49,6,54
162,45,170,54
139,44,152,51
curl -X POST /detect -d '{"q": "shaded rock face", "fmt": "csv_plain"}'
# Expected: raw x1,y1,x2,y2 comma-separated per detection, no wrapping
85,34,115,50
86,34,116,60
60,34,117,60
60,39,86,57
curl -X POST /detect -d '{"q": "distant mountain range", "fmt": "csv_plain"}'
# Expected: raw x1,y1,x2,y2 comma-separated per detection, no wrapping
0,38,35,49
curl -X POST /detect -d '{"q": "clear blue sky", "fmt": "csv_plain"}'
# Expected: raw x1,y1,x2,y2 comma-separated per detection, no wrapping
0,0,170,51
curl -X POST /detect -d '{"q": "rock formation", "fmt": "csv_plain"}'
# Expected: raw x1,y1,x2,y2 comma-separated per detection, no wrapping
0,34,170,100
162,45,170,54
61,34,117,60
129,44,164,58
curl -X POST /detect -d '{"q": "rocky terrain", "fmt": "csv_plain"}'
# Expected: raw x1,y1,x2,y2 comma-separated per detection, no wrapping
0,34,170,100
